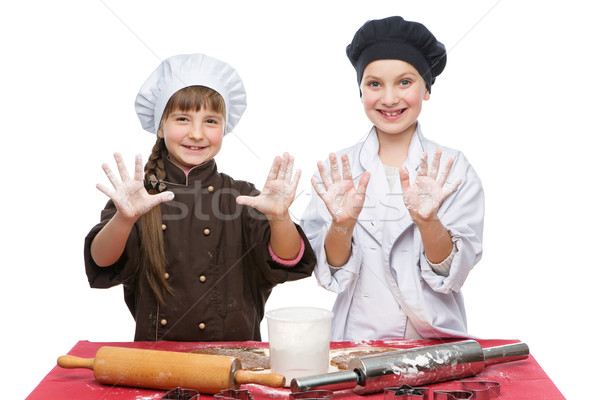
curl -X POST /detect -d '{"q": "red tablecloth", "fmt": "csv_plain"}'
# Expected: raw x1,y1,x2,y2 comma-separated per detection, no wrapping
26,339,564,399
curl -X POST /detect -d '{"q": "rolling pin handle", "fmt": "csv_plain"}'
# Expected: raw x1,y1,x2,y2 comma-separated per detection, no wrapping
234,370,286,388
57,355,95,370
483,342,529,366
290,370,359,393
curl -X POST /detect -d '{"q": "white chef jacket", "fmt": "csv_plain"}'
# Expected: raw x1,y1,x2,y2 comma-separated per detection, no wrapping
300,124,484,341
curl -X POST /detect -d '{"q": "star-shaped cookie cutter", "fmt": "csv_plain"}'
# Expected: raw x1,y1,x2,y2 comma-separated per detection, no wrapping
383,384,430,399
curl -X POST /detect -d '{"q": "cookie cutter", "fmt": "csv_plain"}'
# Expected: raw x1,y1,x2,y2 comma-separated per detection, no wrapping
433,391,473,400
161,387,255,400
383,384,429,399
459,381,500,399
214,389,254,400
161,387,201,400
382,380,500,400
289,389,334,399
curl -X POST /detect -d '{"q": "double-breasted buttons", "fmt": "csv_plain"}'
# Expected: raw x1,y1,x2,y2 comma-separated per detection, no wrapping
164,272,170,279
199,275,206,283
160,319,167,326
161,224,167,231
203,228,211,236
198,322,206,330
207,185,214,193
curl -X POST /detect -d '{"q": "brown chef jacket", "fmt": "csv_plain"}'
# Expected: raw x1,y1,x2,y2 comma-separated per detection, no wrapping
84,157,316,341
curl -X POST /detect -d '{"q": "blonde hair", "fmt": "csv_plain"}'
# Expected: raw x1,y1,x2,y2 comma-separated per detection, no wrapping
138,86,226,304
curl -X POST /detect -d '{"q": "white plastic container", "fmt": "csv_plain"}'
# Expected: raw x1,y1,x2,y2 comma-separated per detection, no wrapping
266,307,333,386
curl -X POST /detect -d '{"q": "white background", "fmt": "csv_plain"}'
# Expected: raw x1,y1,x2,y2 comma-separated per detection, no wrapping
1,1,598,398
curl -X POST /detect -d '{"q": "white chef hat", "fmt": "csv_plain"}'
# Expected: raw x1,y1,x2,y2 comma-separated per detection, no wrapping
134,53,247,135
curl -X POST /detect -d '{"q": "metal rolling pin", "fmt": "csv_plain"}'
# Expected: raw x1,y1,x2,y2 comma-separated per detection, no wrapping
290,340,529,395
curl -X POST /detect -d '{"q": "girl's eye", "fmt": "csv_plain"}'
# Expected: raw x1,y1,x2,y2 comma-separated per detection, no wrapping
368,81,381,88
399,79,411,86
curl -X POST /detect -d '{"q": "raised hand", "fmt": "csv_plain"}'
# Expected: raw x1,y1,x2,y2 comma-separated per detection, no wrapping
399,149,461,221
96,153,174,221
312,153,370,225
236,152,301,219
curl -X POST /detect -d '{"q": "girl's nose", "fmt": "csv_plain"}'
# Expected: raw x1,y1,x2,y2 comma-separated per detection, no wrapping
188,124,204,140
381,88,400,106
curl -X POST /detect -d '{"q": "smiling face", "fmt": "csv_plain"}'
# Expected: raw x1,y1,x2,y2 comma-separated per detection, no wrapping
158,108,225,170
360,59,430,139
156,86,227,170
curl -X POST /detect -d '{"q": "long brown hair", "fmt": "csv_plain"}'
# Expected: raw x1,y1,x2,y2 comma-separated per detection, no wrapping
138,86,226,304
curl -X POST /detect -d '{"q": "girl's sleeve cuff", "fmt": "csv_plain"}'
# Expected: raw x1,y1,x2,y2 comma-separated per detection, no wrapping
269,239,305,267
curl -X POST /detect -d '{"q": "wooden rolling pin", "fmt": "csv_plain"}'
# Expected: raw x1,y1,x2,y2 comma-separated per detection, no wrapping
57,346,285,394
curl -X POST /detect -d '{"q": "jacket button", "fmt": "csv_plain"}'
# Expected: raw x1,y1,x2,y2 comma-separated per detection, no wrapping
161,224,167,231
164,272,169,279
207,185,214,193
199,275,206,283
160,319,167,326
199,322,206,330
203,228,211,236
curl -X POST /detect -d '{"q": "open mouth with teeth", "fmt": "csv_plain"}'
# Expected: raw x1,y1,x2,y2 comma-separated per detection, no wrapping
183,145,206,151
379,108,407,119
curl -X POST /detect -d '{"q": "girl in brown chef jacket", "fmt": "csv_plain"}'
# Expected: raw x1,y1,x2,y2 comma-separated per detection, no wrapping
84,53,316,341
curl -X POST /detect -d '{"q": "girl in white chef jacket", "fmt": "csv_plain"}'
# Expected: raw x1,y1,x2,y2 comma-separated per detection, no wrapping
300,16,484,341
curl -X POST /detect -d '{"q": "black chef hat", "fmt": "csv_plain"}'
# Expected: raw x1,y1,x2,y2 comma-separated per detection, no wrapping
346,16,447,92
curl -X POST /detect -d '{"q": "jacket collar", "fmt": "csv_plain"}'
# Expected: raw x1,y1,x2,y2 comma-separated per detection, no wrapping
357,123,425,173
404,123,426,176
163,157,219,186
